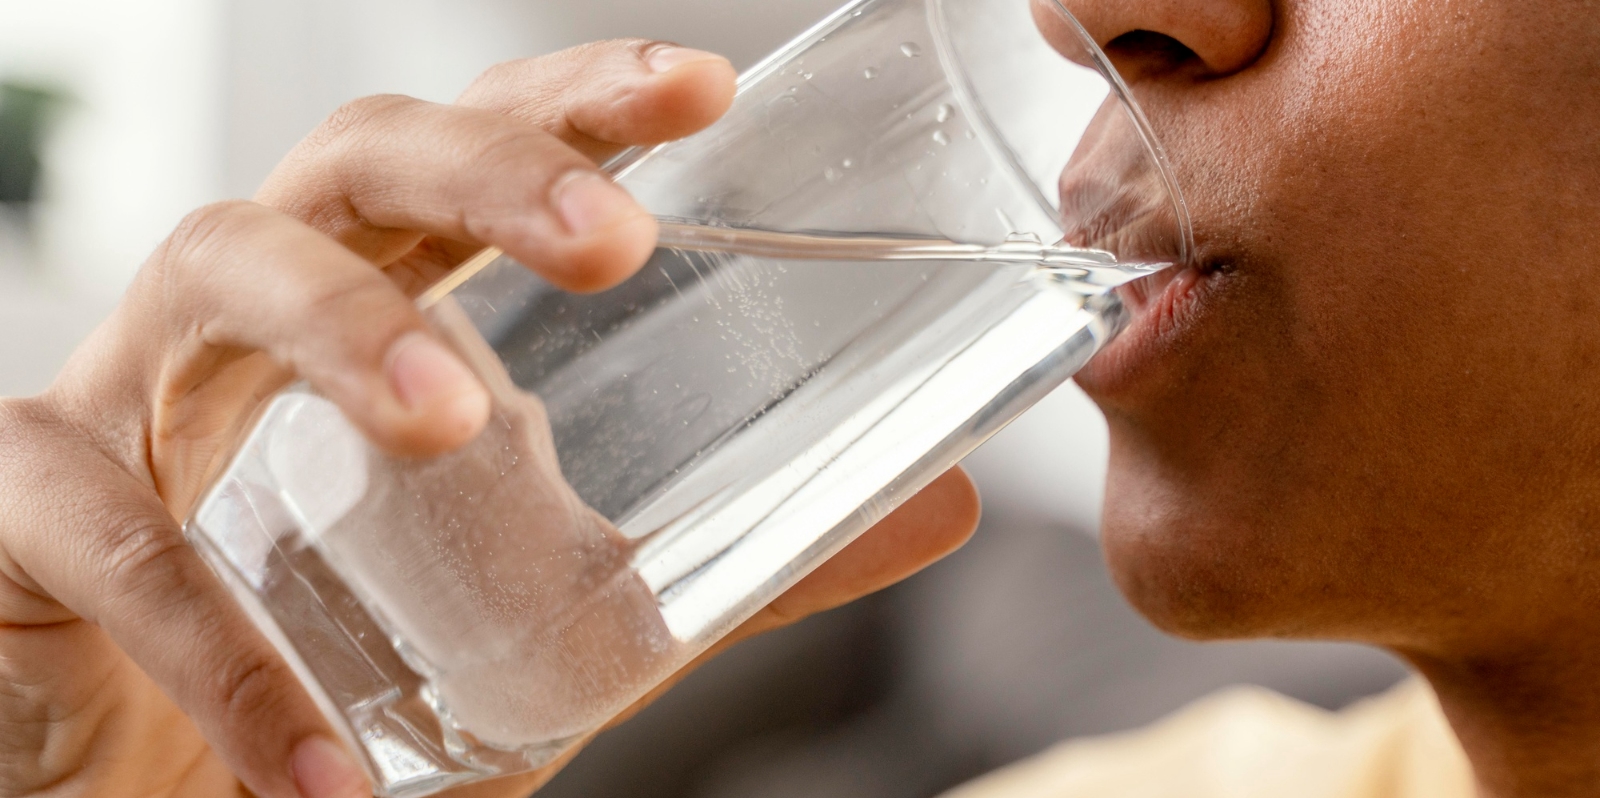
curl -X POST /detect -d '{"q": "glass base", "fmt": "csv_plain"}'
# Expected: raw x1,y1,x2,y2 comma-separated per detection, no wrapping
187,508,570,797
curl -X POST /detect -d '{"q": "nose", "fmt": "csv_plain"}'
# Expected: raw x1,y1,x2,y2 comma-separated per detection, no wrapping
1049,0,1273,78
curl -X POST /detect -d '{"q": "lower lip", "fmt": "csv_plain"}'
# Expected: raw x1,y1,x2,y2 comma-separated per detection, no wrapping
1078,262,1217,393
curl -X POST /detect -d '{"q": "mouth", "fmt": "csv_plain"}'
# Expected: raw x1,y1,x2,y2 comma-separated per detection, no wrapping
1077,254,1225,394
1051,94,1213,394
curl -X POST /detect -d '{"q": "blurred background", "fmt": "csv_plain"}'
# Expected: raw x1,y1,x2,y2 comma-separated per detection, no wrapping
0,0,1408,795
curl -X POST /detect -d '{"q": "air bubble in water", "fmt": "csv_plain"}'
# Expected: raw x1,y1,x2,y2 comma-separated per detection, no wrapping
936,103,954,123
900,42,923,57
801,70,814,80
863,66,879,79
931,130,950,145
842,158,855,169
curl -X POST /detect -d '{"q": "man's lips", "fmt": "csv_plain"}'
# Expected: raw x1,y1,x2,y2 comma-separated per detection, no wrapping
1118,258,1203,322
1079,259,1217,393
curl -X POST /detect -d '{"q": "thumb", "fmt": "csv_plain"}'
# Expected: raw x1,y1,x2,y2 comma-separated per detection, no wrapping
0,399,371,798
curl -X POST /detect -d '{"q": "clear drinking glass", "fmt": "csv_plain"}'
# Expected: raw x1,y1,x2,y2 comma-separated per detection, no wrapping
185,0,1191,794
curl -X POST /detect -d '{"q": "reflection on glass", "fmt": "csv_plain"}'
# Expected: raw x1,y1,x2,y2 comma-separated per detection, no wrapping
185,0,1191,794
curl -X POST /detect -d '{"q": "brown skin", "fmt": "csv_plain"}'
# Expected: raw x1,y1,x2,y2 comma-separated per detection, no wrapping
0,41,980,798
1059,0,1600,795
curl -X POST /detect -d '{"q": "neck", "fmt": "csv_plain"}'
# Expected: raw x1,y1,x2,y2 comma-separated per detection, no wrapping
1405,632,1600,798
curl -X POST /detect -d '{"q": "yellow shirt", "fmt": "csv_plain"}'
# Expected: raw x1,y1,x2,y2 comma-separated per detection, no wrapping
940,679,1475,798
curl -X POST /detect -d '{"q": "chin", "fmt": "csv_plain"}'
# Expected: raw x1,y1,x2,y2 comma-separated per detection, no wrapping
1093,436,1327,643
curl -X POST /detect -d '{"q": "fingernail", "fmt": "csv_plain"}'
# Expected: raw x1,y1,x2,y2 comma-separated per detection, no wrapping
552,171,641,236
291,736,369,798
386,331,488,419
644,44,723,74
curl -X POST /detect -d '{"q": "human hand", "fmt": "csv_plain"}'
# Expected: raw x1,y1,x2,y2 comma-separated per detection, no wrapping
0,40,980,798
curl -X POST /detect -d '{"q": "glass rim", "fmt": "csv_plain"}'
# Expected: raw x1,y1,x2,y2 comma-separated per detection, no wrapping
606,0,1194,269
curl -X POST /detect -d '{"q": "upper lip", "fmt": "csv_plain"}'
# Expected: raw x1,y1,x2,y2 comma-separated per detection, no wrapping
1076,239,1231,395
1118,260,1185,313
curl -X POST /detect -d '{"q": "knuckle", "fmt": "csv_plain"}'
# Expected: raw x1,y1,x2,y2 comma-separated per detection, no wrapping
262,93,418,218
305,93,415,152
208,648,294,729
152,200,266,294
150,201,264,310
580,37,656,62
617,37,664,59
75,493,300,731
98,509,188,601
161,201,258,265
471,59,530,95
464,39,652,118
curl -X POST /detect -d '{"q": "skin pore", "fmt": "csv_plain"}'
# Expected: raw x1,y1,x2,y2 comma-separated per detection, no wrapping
1057,0,1600,795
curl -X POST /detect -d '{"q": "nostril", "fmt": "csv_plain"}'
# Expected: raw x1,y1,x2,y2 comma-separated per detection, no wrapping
1104,30,1203,81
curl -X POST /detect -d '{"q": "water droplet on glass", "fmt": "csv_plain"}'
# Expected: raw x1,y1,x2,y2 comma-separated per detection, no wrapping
842,158,855,168
824,167,843,183
900,42,923,57
1005,231,1044,245
936,103,954,123
931,130,950,145
801,70,814,80
863,66,879,79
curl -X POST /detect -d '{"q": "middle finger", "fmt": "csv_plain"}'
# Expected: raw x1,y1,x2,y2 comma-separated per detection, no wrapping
257,95,656,292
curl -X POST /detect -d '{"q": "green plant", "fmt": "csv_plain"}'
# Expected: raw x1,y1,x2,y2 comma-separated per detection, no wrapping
0,82,64,207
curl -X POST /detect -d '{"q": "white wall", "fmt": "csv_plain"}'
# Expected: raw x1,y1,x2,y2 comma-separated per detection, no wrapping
0,0,224,396
0,0,224,296
222,0,842,197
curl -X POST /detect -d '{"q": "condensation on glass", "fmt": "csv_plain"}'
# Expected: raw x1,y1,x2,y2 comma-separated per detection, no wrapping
184,0,1190,794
